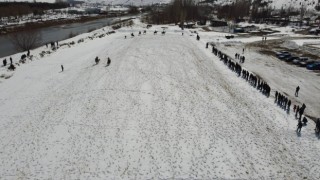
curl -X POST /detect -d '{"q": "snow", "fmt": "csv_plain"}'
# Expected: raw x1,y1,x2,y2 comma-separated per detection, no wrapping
0,18,320,179
0,0,171,5
214,0,318,10
292,39,320,46
0,0,318,9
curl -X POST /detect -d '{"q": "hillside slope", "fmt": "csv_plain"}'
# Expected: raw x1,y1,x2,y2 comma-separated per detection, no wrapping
0,21,319,179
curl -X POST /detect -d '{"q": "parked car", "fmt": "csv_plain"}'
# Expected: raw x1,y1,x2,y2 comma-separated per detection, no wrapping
293,57,308,65
278,53,291,60
276,51,290,58
306,59,316,65
299,59,316,67
306,62,320,70
284,56,298,62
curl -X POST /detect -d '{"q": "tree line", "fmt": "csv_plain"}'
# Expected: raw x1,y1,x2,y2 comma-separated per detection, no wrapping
147,0,204,25
0,2,68,18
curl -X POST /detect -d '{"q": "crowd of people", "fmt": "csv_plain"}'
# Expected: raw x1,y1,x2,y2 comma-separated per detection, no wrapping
1,50,32,71
208,42,318,136
275,91,291,112
212,45,271,97
234,53,245,63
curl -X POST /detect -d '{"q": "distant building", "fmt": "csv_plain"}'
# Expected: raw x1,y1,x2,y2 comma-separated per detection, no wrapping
104,6,129,16
234,27,244,33
85,8,101,14
68,0,85,8
210,19,228,27
179,22,196,29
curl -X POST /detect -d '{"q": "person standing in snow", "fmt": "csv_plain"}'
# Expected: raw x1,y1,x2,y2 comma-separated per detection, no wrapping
61,65,64,72
315,118,320,134
283,97,288,110
242,48,244,54
295,86,300,97
10,57,12,65
95,56,100,64
287,100,291,111
299,103,306,120
297,120,303,133
8,64,15,71
107,57,111,66
3,59,7,66
302,117,308,125
295,105,300,118
206,42,209,48
196,34,200,41
27,50,30,57
242,56,245,63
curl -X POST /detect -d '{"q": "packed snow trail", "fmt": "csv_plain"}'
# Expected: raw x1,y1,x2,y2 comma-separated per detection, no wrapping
0,32,319,179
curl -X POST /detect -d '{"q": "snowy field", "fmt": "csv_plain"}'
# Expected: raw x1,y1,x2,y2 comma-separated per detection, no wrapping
0,20,320,179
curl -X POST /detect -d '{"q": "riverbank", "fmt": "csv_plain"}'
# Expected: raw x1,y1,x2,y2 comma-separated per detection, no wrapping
0,15,135,58
0,15,115,35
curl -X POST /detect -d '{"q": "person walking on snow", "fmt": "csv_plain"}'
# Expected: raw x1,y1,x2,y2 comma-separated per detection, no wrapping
297,120,303,133
295,86,300,97
61,65,64,72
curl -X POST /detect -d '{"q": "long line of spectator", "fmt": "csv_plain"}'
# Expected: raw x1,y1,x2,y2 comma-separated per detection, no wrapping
212,45,271,97
207,42,318,136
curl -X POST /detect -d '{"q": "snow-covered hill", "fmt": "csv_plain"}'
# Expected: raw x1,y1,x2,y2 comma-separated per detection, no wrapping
213,0,318,10
0,19,320,179
0,0,318,9
87,0,318,9
0,0,170,5
79,0,170,5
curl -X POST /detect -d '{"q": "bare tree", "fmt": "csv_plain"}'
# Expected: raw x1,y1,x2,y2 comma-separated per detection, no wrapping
8,29,42,51
299,4,307,27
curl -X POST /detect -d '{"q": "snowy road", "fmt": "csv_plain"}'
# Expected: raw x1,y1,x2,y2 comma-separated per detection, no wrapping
0,30,319,179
